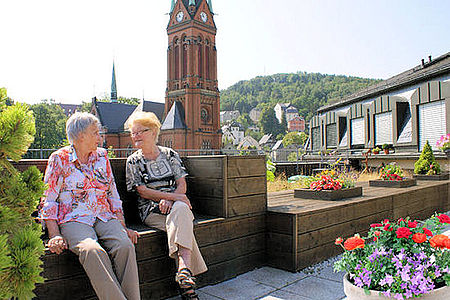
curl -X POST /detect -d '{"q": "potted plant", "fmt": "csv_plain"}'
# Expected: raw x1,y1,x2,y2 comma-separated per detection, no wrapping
436,133,450,157
294,159,362,200
369,163,416,187
334,213,450,299
414,140,449,180
382,144,391,154
372,147,381,155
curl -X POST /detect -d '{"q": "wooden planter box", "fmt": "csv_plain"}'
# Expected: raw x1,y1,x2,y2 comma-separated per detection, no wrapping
413,173,449,181
369,178,416,188
294,186,362,200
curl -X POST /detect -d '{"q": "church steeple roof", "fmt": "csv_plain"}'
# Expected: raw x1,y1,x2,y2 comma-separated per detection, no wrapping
188,0,195,6
161,101,187,130
207,0,213,13
111,62,117,102
170,0,176,13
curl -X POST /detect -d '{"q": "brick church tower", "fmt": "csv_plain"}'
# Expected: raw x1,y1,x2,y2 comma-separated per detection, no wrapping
159,0,221,150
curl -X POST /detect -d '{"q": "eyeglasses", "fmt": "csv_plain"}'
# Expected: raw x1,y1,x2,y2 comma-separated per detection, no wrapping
130,128,151,137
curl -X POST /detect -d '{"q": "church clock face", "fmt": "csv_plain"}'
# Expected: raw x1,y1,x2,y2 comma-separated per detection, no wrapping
200,12,208,23
176,11,184,22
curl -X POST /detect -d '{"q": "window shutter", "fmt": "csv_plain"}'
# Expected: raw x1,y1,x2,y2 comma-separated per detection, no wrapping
326,124,337,147
351,118,365,145
375,112,392,145
419,100,446,150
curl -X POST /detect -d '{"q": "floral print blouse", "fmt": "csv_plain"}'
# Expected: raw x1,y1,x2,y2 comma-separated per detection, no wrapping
39,146,123,226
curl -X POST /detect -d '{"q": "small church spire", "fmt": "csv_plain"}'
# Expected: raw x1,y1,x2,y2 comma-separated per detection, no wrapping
207,0,213,13
111,62,117,102
170,0,176,13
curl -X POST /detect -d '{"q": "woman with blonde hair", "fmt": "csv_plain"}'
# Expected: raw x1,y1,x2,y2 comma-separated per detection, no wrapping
125,111,207,300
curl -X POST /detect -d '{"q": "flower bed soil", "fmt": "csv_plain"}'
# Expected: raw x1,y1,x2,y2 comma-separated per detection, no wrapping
369,178,416,188
293,186,362,200
413,173,449,181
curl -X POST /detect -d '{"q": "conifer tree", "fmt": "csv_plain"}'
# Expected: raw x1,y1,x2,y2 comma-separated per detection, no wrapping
414,140,441,175
0,87,46,299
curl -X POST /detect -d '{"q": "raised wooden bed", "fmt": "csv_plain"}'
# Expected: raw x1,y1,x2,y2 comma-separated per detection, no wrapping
413,173,449,181
293,186,362,200
369,178,416,188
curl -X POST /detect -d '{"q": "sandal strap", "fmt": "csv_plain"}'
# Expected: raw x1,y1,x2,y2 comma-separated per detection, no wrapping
176,268,196,289
180,287,199,300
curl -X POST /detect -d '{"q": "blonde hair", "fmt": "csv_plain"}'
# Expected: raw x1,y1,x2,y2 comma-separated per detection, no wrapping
126,111,161,138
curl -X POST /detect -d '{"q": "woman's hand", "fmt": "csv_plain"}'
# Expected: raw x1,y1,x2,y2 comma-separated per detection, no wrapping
126,229,139,244
171,194,192,209
159,199,174,214
47,235,68,254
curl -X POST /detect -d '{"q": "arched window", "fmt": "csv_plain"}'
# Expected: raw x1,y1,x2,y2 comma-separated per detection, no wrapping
198,39,203,78
174,39,179,80
205,39,210,80
182,36,187,78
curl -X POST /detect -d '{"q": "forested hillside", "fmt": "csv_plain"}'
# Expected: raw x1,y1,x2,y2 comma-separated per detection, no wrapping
220,72,381,120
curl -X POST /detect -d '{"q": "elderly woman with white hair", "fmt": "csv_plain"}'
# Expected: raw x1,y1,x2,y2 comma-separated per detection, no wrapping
125,112,207,300
39,112,140,300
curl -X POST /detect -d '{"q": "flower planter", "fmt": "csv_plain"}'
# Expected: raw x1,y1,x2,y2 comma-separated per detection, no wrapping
413,173,449,181
445,149,450,158
343,273,450,299
369,178,416,188
294,186,362,200
383,149,389,154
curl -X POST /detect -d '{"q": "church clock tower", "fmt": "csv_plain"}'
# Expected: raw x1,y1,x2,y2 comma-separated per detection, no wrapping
159,0,221,151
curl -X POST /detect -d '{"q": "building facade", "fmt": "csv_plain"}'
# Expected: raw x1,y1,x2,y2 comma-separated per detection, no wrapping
288,115,305,132
310,52,450,153
159,0,221,150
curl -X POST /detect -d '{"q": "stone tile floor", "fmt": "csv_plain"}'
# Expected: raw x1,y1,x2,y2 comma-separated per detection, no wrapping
168,255,346,300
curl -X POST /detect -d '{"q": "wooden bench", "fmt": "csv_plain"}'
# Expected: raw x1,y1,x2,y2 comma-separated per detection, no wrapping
266,180,450,272
14,155,267,299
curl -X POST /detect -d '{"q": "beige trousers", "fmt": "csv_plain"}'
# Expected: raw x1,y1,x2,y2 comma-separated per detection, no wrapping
60,219,140,300
145,201,208,276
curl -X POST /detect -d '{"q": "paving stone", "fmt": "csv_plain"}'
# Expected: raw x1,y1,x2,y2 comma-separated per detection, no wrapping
238,266,308,288
283,276,345,300
314,264,345,283
198,277,276,300
258,289,311,300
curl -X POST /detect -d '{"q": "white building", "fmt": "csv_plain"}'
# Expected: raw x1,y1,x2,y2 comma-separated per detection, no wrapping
221,121,245,145
220,110,241,124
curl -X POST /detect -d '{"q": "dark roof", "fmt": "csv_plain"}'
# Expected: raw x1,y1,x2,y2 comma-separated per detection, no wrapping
318,52,450,113
161,101,187,130
181,0,203,10
58,104,81,116
94,101,137,133
142,101,165,121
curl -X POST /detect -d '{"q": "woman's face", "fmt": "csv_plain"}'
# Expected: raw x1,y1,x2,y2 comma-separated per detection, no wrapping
130,123,155,149
79,123,102,152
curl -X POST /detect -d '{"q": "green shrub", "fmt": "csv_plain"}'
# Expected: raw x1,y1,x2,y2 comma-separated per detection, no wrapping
414,140,441,175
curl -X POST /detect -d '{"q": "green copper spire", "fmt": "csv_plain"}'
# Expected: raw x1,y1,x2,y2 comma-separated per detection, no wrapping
207,0,213,13
189,0,195,6
111,62,117,102
170,0,176,13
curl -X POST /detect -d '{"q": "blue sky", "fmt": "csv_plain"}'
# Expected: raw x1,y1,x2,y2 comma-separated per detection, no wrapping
0,0,449,104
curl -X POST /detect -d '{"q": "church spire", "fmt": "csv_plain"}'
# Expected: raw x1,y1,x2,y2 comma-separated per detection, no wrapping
170,0,176,13
189,0,195,6
111,62,117,103
207,0,213,13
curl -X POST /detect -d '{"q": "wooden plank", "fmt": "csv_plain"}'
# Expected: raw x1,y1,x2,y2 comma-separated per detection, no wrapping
227,176,266,198
201,233,265,266
227,156,266,178
186,177,224,198
138,256,176,284
195,215,265,247
182,156,224,179
35,274,96,300
296,240,343,271
191,195,226,217
267,232,293,253
266,249,296,272
227,194,267,217
41,251,84,281
266,212,294,235
139,276,179,300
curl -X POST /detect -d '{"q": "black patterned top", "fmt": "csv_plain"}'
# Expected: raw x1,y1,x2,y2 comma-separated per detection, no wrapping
126,146,188,222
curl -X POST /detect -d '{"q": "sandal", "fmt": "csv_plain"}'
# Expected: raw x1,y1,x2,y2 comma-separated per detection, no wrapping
175,268,198,300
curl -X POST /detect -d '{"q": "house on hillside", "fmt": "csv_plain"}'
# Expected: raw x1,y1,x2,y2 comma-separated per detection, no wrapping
222,121,245,145
274,103,290,123
259,134,276,149
309,52,450,153
237,136,261,150
59,104,81,117
249,107,262,123
220,110,240,124
288,115,306,132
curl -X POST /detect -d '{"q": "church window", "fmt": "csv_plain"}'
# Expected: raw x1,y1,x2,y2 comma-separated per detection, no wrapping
182,40,187,78
205,42,210,79
198,44,203,78
174,43,179,80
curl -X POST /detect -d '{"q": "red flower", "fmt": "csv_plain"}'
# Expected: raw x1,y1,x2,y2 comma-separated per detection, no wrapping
412,233,427,243
437,214,450,224
374,231,381,237
335,237,343,245
396,227,412,239
430,234,449,249
443,239,450,249
344,236,365,251
397,218,405,224
423,227,433,237
383,219,390,224
370,223,383,228
408,221,418,228
384,223,393,232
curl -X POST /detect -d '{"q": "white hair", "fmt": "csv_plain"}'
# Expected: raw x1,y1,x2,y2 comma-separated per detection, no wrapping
66,112,100,144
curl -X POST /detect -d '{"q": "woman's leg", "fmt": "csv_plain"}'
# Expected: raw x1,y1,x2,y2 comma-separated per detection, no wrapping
60,221,127,300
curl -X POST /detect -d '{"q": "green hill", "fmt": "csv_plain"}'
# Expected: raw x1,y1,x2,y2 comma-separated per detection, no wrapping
220,71,381,120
